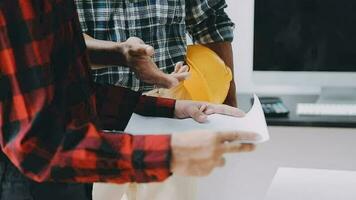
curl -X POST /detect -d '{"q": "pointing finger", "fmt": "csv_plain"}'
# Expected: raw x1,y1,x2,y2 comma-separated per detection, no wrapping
207,104,246,117
217,131,258,143
221,143,256,153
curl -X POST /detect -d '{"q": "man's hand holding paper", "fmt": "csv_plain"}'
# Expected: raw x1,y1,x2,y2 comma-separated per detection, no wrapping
170,130,256,177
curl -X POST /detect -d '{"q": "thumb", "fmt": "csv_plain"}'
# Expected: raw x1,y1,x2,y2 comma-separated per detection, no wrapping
171,72,190,82
129,44,154,57
144,45,154,57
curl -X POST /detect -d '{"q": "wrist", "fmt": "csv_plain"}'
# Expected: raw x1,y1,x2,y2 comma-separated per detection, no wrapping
113,42,130,66
173,100,185,119
86,38,127,66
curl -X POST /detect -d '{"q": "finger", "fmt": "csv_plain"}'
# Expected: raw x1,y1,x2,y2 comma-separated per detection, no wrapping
144,89,160,97
199,104,208,113
215,157,226,167
126,37,145,44
189,106,208,123
221,143,256,153
144,45,155,57
177,65,189,73
171,72,190,82
129,44,154,57
206,104,246,117
217,131,258,143
174,62,184,73
203,107,215,115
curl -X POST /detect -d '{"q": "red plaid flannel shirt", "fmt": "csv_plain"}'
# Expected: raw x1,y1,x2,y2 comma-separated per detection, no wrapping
0,0,175,184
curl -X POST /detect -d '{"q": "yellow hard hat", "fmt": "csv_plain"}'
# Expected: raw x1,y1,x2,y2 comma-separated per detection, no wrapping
183,44,232,103
145,44,232,104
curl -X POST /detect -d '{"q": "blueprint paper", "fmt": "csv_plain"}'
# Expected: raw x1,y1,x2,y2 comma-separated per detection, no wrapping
125,94,269,143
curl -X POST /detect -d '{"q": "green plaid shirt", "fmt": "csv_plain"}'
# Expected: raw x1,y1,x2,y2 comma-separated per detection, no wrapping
75,0,235,91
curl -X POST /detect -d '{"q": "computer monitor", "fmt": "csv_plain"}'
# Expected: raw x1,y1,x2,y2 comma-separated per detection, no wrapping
253,0,356,104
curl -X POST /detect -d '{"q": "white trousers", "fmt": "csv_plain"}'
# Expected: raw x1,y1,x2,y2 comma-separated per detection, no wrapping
93,176,197,200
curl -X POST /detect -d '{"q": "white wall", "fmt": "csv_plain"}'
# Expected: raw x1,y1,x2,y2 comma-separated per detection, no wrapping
226,0,319,94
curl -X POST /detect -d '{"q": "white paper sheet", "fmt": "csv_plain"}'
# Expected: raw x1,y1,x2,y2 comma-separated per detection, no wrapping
125,94,269,143
264,168,356,200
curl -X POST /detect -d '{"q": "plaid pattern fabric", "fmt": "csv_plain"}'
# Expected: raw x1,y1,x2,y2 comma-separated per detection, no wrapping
0,0,175,184
75,0,235,91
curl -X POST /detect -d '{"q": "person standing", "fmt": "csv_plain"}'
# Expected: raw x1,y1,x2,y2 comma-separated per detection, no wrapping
0,1,255,200
75,0,237,107
75,0,238,199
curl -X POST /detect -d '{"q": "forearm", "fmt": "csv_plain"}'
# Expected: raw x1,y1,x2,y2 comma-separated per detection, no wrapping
2,123,172,184
95,84,176,131
203,42,234,73
134,95,176,118
2,83,173,184
84,34,126,68
203,42,237,107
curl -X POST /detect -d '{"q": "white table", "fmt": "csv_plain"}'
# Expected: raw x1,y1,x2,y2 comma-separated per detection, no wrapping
264,167,356,200
196,126,356,200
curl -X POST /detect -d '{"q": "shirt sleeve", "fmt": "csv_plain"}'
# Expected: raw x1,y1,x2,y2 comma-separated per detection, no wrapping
0,77,173,184
0,75,174,184
186,0,235,44
134,95,176,118
95,84,176,131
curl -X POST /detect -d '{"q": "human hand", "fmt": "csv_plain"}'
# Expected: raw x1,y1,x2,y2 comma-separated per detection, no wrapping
170,61,190,80
171,130,256,176
144,62,190,97
174,100,246,123
122,37,189,88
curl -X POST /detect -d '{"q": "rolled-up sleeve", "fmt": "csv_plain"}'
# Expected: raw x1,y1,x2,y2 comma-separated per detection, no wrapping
186,0,235,44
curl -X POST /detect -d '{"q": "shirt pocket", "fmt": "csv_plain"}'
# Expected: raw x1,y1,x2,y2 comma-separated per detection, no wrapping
154,0,185,24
